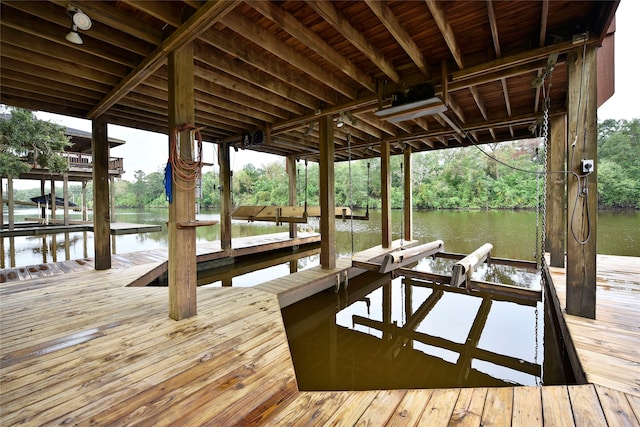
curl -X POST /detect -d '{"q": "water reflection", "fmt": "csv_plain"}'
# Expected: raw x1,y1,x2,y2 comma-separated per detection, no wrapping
282,273,564,391
4,207,639,267
412,257,541,289
198,247,321,287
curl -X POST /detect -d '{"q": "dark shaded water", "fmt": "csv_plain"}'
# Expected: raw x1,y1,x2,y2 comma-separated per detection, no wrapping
282,272,569,390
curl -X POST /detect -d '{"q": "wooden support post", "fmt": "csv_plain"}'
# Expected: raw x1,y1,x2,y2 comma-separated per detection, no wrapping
63,172,69,226
168,43,197,320
0,177,3,229
287,155,297,239
81,181,88,221
92,116,112,270
566,44,597,319
7,177,14,230
218,143,232,250
319,115,336,269
381,141,392,248
40,179,46,220
110,176,116,223
547,114,566,268
403,146,413,241
50,178,56,220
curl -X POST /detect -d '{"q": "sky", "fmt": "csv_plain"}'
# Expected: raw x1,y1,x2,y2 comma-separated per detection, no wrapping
11,1,639,189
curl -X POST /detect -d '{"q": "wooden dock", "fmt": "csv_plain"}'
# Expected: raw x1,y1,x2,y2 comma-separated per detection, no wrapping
0,220,162,237
1,252,639,424
0,231,320,284
548,254,640,398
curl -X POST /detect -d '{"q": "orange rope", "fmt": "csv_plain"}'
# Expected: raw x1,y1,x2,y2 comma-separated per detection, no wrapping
169,123,203,191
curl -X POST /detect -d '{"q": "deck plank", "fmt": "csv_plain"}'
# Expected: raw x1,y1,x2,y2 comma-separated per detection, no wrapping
567,384,608,425
449,387,487,427
595,385,640,426
512,386,543,426
480,387,513,426
541,386,575,427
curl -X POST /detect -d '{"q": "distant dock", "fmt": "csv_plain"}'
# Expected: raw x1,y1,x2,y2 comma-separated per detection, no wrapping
0,220,162,237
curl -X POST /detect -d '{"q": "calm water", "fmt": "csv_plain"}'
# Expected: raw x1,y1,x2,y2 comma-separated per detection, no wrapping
2,208,638,267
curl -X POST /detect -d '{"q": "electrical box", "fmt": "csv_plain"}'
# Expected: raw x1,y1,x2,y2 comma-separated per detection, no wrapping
581,159,594,174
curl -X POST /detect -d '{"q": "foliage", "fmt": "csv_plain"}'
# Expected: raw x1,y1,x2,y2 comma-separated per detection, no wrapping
0,108,71,177
596,119,640,208
9,119,638,210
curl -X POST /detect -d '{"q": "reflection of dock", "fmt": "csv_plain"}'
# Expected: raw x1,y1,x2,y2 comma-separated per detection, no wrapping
0,220,162,237
0,250,638,424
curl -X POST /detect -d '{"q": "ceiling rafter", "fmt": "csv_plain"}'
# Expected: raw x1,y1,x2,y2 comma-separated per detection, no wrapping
3,1,152,56
425,0,464,70
365,0,431,79
247,1,376,93
198,31,331,110
88,0,241,119
0,7,137,68
52,0,163,45
539,0,550,47
221,10,356,101
306,1,401,84
193,45,309,115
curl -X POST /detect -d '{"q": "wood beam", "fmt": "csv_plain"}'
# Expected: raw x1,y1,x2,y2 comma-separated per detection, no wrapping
381,141,392,248
566,45,597,319
167,44,197,320
403,147,413,241
248,0,375,93
469,86,488,120
287,156,298,239
451,37,597,82
6,1,151,56
88,0,240,119
91,116,111,270
307,0,401,84
198,30,330,110
547,114,566,268
56,0,163,45
486,0,501,59
425,0,464,69
319,115,336,268
219,144,232,250
540,0,550,47
366,0,431,78
221,11,356,100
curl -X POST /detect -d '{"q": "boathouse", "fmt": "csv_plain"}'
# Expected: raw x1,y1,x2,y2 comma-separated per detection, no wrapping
2,1,638,424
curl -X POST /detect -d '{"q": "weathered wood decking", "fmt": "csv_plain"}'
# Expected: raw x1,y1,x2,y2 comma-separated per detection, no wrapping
548,254,640,398
1,251,639,425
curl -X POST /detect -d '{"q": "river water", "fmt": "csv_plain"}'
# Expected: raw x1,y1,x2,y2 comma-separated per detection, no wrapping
2,207,638,267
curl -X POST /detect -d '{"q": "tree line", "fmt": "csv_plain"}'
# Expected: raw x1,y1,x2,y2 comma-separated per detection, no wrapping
10,119,639,210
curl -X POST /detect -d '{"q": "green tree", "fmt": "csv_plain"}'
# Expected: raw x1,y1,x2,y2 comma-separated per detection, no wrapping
597,118,640,208
0,108,71,177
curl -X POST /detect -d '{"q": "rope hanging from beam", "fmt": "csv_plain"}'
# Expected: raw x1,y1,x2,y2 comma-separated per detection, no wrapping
168,123,203,193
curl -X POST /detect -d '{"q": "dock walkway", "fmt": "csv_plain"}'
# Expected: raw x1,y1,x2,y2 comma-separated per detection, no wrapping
1,251,639,424
548,254,640,398
0,231,320,284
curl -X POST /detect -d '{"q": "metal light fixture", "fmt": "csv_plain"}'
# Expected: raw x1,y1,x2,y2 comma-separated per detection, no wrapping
336,113,345,128
65,4,92,45
375,96,447,123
